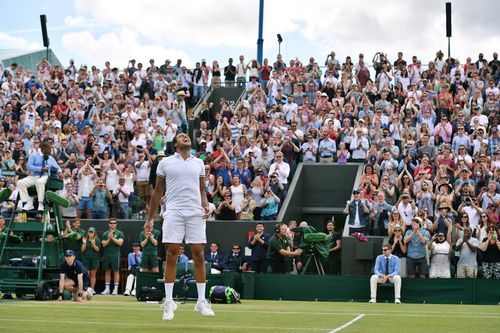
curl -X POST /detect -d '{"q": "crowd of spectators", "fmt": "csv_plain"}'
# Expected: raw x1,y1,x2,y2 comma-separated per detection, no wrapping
0,49,499,279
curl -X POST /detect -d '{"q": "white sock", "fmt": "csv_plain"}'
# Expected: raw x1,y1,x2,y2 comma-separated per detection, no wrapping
196,283,206,302
114,283,119,291
164,283,174,302
105,283,110,290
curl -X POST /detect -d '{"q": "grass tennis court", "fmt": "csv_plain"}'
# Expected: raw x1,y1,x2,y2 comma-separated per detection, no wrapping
1,296,500,332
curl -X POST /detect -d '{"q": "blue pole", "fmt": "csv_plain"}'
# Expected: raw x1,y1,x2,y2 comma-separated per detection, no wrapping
257,0,264,64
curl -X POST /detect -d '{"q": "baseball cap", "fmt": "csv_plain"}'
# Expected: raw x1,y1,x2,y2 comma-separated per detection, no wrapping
64,250,76,257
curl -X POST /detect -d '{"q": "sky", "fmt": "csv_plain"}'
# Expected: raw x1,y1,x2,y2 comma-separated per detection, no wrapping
1,0,498,70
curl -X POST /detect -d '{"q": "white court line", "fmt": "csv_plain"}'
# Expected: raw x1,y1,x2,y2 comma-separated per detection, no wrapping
329,314,365,333
0,318,327,331
3,303,500,318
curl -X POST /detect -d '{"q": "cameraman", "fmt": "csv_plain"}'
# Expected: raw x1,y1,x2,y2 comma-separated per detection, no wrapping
267,223,302,273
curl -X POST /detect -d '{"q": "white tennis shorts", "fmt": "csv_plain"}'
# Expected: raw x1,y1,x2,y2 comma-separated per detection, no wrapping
162,209,206,244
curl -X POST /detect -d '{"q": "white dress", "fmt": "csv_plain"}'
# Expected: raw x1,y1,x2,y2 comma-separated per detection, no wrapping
230,184,245,214
429,242,451,278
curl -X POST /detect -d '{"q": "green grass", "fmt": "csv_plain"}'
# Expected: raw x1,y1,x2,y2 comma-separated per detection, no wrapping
1,296,500,332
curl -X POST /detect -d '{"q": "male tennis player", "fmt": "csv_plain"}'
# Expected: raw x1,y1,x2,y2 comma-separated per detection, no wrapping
146,132,214,321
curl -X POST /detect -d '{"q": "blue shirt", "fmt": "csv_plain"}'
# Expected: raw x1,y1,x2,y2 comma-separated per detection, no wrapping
373,254,400,277
405,228,430,259
27,152,62,176
127,251,142,271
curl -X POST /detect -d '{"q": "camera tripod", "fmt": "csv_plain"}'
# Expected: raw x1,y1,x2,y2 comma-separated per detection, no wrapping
301,245,325,275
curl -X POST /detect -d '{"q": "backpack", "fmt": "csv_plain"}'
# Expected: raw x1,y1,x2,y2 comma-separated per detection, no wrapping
137,286,164,302
208,285,241,304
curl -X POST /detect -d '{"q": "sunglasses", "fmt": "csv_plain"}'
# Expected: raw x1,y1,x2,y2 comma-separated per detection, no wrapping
109,222,117,225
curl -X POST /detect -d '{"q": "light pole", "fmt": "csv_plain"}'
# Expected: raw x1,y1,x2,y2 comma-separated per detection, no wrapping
277,34,283,55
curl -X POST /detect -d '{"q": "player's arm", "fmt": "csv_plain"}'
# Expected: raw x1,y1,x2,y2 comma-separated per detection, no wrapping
146,175,165,228
200,176,210,219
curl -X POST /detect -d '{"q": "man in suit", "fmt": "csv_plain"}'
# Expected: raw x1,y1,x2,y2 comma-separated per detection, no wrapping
222,244,246,271
369,243,402,304
205,242,224,272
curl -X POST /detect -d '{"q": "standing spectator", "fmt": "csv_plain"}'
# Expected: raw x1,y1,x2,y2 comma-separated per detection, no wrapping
77,161,97,218
248,223,270,273
318,131,336,163
113,177,131,219
428,231,452,278
224,58,236,86
388,225,407,278
240,190,256,221
397,193,418,228
101,218,124,295
124,243,142,297
81,227,101,295
480,225,500,279
267,152,290,188
139,223,160,273
368,244,402,304
454,227,480,278
350,128,369,162
215,190,236,220
236,55,247,87
58,182,79,219
343,188,370,234
326,220,342,275
135,148,153,208
404,217,430,278
90,178,112,219
260,188,280,220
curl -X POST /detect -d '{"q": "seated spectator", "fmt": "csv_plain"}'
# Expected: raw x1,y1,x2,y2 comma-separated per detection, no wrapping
124,243,142,296
222,244,246,271
176,245,189,264
206,242,224,273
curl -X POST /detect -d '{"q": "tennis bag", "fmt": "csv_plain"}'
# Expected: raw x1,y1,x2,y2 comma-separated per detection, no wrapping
208,285,241,304
137,286,164,302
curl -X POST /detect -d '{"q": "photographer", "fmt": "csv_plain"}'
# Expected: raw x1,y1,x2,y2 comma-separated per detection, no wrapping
215,190,236,220
267,223,303,274
90,178,112,219
260,188,280,220
458,195,483,230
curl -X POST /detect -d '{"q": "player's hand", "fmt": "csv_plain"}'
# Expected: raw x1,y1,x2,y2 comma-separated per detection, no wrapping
202,206,210,219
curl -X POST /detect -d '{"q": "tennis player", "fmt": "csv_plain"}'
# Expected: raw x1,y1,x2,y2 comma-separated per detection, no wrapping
146,133,214,321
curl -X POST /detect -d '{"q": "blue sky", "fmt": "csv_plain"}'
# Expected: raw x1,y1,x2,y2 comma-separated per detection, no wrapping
1,0,498,70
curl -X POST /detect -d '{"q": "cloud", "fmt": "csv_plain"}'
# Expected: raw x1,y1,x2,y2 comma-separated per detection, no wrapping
0,32,41,50
61,28,192,68
64,15,89,27
65,0,498,66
